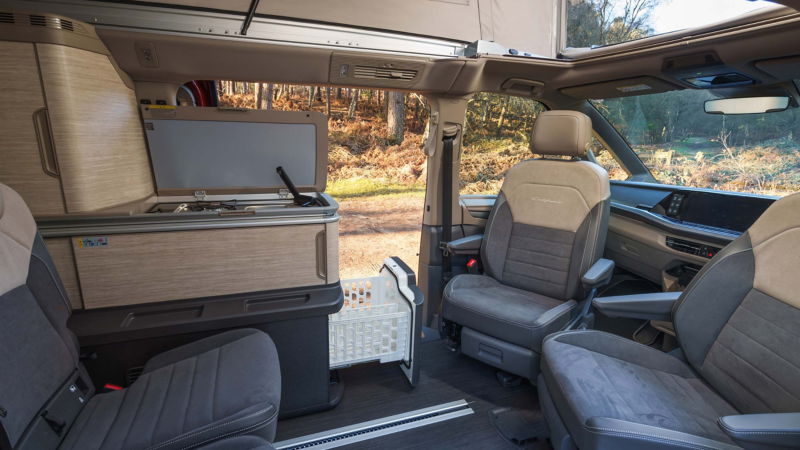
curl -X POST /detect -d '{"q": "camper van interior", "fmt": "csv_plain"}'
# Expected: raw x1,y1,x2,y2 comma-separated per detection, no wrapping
1,0,800,449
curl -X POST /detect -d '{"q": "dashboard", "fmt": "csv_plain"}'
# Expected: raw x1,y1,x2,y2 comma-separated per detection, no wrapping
607,182,776,284
656,191,774,234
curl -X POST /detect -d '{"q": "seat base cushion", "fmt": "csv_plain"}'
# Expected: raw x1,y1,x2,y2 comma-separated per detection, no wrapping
541,330,741,450
442,274,575,351
59,329,281,450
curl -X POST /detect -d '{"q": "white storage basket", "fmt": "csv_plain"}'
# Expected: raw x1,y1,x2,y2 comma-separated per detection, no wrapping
329,274,412,367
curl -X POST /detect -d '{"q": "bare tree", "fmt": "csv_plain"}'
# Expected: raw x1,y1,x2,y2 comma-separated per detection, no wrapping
387,91,404,143
347,89,359,120
326,87,331,116
255,83,263,109
266,83,273,109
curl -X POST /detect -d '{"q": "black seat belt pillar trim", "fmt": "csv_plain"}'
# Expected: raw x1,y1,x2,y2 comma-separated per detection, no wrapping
440,129,458,286
0,415,11,450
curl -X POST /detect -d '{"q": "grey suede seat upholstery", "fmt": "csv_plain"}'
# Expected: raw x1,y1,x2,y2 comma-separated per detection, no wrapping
198,436,275,450
441,111,610,377
0,183,281,450
539,192,800,450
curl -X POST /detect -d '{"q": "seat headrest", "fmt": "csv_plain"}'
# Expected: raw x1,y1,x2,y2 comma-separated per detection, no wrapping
530,110,592,158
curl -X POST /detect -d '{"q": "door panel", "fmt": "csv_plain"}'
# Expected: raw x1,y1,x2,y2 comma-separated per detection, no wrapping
460,194,495,225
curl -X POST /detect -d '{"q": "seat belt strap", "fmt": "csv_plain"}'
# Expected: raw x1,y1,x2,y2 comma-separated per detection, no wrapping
440,133,457,285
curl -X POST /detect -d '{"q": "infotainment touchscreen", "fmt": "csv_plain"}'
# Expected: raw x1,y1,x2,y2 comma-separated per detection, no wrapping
680,192,773,233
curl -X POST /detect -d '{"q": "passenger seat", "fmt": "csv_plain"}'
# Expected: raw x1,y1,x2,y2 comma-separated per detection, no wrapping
0,183,281,450
441,110,611,381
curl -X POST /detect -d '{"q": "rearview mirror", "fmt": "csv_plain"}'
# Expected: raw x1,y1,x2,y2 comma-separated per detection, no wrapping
704,97,791,115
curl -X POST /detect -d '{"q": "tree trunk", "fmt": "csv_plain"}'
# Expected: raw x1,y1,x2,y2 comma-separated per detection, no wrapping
387,91,404,143
232,82,238,95
347,88,359,120
326,87,331,116
308,86,316,109
496,98,509,138
255,83,263,110
336,88,341,99
266,83,273,109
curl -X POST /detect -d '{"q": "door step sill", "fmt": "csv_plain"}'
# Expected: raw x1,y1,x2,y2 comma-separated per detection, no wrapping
273,400,474,450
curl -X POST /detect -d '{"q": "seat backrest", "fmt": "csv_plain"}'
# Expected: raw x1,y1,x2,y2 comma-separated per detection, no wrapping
0,183,79,447
673,192,800,415
480,111,610,301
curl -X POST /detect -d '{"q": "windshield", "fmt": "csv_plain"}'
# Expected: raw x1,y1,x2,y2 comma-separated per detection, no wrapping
592,90,800,196
566,0,774,49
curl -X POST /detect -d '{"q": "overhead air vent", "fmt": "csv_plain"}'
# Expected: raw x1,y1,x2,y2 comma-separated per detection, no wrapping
330,53,426,88
0,11,91,36
353,66,417,81
29,14,46,27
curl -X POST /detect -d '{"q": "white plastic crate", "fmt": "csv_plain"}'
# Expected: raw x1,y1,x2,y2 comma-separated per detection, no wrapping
329,274,412,368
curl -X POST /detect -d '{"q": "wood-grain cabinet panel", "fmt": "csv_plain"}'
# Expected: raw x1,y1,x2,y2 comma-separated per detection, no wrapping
73,225,325,308
0,41,66,215
37,44,154,213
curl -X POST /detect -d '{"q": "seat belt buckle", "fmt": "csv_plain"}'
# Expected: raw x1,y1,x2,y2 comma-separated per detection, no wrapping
467,258,480,275
101,384,123,393
438,241,450,257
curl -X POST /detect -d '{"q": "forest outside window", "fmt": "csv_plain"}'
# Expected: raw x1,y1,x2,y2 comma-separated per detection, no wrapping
565,0,772,50
591,90,800,197
460,93,626,194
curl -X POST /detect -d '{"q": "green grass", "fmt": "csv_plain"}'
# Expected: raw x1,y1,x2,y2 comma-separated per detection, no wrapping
327,178,426,199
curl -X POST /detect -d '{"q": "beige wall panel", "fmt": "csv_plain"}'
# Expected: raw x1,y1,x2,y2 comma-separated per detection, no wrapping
45,237,83,309
73,225,325,308
0,41,66,216
326,221,339,284
37,44,154,213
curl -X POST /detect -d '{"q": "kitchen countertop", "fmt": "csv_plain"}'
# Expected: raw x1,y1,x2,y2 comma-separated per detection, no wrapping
36,192,339,238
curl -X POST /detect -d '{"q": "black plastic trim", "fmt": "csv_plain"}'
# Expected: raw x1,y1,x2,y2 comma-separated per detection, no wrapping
68,282,343,347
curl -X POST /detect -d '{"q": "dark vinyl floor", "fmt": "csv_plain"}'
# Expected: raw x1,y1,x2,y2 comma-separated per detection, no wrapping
276,340,552,450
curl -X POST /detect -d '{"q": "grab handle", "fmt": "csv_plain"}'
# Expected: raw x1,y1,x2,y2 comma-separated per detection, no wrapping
33,108,59,177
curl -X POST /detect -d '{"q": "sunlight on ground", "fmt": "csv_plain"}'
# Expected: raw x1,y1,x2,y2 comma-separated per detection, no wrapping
327,179,426,200
336,194,425,280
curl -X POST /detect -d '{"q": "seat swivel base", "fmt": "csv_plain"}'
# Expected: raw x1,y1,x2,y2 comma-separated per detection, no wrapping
460,327,541,380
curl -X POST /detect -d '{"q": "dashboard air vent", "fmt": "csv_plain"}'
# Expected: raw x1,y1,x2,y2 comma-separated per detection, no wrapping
0,12,14,24
353,65,417,81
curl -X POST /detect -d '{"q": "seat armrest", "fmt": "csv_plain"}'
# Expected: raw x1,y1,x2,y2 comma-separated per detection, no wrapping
446,234,483,255
592,292,681,321
719,413,800,450
581,258,614,290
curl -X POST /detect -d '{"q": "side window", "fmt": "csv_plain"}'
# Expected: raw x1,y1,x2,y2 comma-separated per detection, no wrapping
460,94,546,194
591,90,800,196
460,93,627,193
591,137,629,181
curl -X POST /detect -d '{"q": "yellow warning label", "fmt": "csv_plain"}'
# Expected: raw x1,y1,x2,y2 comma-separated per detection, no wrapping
148,105,176,109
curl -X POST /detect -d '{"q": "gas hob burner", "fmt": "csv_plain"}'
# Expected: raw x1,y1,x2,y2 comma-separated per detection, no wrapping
187,201,237,212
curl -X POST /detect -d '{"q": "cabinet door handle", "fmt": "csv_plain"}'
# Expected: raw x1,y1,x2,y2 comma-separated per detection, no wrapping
316,230,327,280
33,108,59,177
